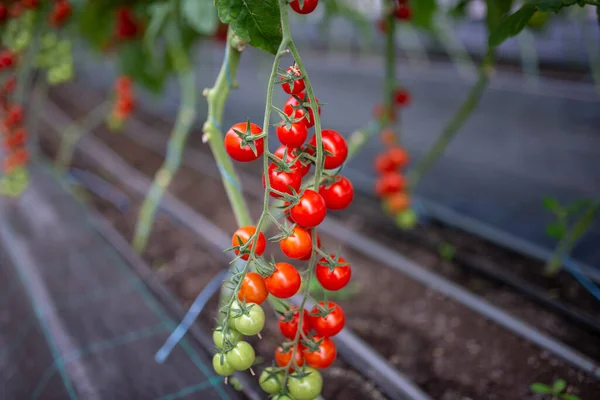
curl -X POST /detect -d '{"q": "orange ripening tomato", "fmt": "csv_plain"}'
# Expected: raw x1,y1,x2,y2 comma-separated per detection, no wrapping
238,272,268,305
386,192,411,213
231,226,266,260
386,146,410,169
375,172,406,198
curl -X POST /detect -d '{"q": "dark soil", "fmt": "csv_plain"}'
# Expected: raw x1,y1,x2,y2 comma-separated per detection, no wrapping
35,82,600,400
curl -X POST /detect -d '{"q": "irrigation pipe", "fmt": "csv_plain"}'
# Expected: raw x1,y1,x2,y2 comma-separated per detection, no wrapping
38,100,432,400
112,114,600,381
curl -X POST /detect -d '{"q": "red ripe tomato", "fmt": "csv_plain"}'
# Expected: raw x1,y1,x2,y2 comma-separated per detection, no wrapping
265,262,301,299
274,145,310,177
386,192,411,213
116,7,140,39
284,93,321,128
394,88,410,107
0,50,15,68
374,154,396,173
49,0,71,26
308,301,345,337
281,65,305,95
395,5,412,21
387,146,410,169
232,226,266,260
289,0,319,15
238,272,268,304
276,122,308,149
4,128,26,149
300,231,321,261
116,76,132,93
303,336,337,369
263,163,302,198
308,129,348,170
0,4,7,22
280,226,312,260
290,190,327,228
275,344,304,372
279,307,310,339
224,122,264,162
375,172,406,198
316,256,351,291
318,176,353,211
2,77,16,94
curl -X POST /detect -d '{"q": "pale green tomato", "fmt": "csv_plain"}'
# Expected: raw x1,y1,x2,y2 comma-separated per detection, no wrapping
213,327,242,350
213,353,236,376
226,341,255,371
287,367,323,400
259,367,284,394
233,303,265,336
395,209,418,230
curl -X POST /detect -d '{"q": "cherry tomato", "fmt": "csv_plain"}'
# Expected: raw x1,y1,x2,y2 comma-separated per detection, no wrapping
224,122,264,162
303,336,336,369
308,129,348,170
281,65,305,95
265,262,301,299
290,190,327,228
387,146,410,169
231,302,265,336
380,129,396,145
238,272,268,304
7,105,23,126
395,5,412,21
300,231,321,261
49,0,71,26
275,344,304,371
259,367,284,394
284,93,320,128
213,327,242,350
308,301,345,337
279,306,311,339
316,256,351,291
318,176,354,210
276,122,308,149
289,0,319,15
374,153,396,173
226,341,255,371
280,226,312,259
375,172,406,198
274,145,310,177
394,88,411,107
386,192,411,213
231,226,266,260
213,353,236,376
395,209,418,229
263,163,302,198
287,367,323,400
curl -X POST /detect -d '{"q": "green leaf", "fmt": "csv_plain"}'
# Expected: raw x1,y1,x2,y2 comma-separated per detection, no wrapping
411,0,437,30
489,3,536,47
552,379,567,393
214,0,282,54
450,0,472,19
543,196,561,212
118,41,168,92
485,0,514,34
182,0,218,34
561,394,582,400
145,3,173,53
546,222,566,240
530,383,552,394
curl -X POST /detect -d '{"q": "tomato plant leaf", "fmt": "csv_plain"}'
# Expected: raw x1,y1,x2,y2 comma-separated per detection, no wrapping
489,3,536,47
214,0,282,54
450,0,472,19
561,394,582,400
542,196,561,213
411,0,437,30
530,383,552,394
485,0,514,34
145,3,172,53
118,41,167,92
546,222,566,240
552,379,567,393
182,0,218,34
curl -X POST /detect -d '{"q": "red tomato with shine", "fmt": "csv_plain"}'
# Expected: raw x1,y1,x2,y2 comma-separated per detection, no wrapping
224,122,264,162
289,0,319,15
284,93,320,128
316,256,352,291
280,226,312,259
394,88,411,107
275,344,304,372
276,122,308,148
290,190,327,228
309,301,345,337
387,146,410,169
265,262,301,299
375,172,406,198
238,272,268,304
281,66,305,95
318,176,354,210
232,226,266,260
263,163,302,198
274,145,310,177
374,153,396,173
303,336,337,369
279,307,311,339
308,129,348,170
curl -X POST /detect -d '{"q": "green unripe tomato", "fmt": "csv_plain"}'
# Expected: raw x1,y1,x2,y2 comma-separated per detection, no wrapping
259,367,284,394
272,395,293,400
287,367,323,400
213,353,236,376
213,327,242,350
395,209,418,230
231,303,265,336
226,341,255,371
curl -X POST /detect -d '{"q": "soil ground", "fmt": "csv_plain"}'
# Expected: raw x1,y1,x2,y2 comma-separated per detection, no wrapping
34,83,600,400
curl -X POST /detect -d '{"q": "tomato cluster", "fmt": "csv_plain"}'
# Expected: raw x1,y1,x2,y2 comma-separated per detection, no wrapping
1,69,28,175
109,75,135,127
0,0,40,21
